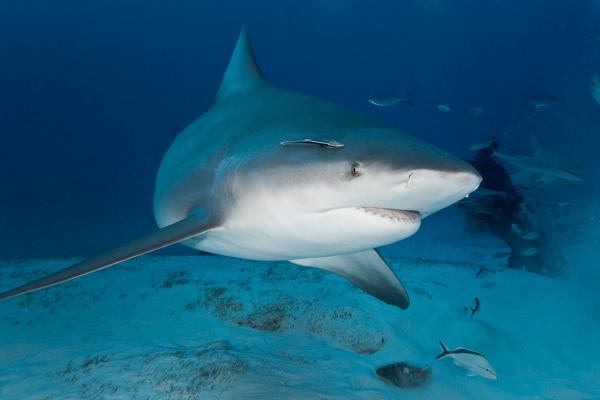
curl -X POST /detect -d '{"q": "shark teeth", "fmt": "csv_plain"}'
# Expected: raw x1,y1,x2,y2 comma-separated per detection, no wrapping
357,207,420,223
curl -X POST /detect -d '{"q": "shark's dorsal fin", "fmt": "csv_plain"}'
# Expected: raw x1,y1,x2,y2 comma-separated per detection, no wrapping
216,27,265,101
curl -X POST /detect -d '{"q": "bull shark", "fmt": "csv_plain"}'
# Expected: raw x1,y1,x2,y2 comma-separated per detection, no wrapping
0,28,481,309
493,135,582,183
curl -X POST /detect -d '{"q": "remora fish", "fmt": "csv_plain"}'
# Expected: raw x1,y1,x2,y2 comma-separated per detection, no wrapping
436,341,497,379
368,91,415,107
0,28,481,310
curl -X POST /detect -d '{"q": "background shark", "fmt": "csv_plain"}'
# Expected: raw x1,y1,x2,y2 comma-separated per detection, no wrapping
0,28,481,309
494,135,582,183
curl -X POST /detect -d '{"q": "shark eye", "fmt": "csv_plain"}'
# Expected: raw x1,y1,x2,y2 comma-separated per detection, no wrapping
350,162,361,177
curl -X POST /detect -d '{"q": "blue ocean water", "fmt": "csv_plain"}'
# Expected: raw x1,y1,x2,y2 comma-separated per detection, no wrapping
1,1,600,398
1,1,598,258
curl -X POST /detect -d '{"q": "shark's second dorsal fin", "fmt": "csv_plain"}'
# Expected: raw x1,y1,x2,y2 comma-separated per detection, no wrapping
216,27,265,101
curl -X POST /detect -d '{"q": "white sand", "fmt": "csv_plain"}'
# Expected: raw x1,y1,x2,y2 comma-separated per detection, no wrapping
0,248,598,399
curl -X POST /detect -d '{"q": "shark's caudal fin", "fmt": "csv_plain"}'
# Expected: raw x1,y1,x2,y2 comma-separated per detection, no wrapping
290,249,410,309
215,27,266,102
436,340,450,359
0,215,218,301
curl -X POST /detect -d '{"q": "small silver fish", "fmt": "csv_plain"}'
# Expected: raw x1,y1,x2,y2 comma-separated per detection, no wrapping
437,104,451,112
368,91,415,107
436,341,497,379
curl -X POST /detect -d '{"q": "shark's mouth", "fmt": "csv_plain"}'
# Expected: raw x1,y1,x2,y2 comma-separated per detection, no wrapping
357,207,421,223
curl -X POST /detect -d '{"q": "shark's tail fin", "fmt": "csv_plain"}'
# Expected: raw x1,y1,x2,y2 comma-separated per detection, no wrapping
436,341,450,359
0,214,217,301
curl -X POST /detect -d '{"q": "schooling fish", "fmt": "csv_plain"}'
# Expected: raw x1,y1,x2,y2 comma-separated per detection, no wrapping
0,28,481,310
436,341,497,380
368,91,415,107
469,297,480,318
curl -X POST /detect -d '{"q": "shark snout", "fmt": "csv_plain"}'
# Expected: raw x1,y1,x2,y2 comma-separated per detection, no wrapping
450,168,482,194
400,164,481,217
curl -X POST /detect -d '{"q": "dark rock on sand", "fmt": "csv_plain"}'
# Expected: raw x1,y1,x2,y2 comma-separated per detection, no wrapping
376,362,431,388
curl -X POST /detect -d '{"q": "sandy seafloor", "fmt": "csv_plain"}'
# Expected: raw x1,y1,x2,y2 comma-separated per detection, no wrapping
1,240,599,400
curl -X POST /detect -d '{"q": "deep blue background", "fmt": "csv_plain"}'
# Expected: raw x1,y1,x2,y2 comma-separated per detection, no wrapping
1,1,599,259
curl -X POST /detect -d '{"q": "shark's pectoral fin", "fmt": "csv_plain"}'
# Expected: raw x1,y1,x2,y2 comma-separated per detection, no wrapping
290,249,410,309
0,214,219,301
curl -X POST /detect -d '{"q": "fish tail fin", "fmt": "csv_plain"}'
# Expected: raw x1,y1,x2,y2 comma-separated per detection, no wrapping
436,340,450,359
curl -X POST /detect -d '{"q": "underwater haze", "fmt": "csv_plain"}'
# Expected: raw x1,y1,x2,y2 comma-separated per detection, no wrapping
1,1,600,399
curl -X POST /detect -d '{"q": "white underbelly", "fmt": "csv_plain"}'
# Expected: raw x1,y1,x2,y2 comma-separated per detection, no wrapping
189,207,421,260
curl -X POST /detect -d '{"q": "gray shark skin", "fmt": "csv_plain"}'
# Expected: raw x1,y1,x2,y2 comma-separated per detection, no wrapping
0,28,481,309
494,135,582,183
